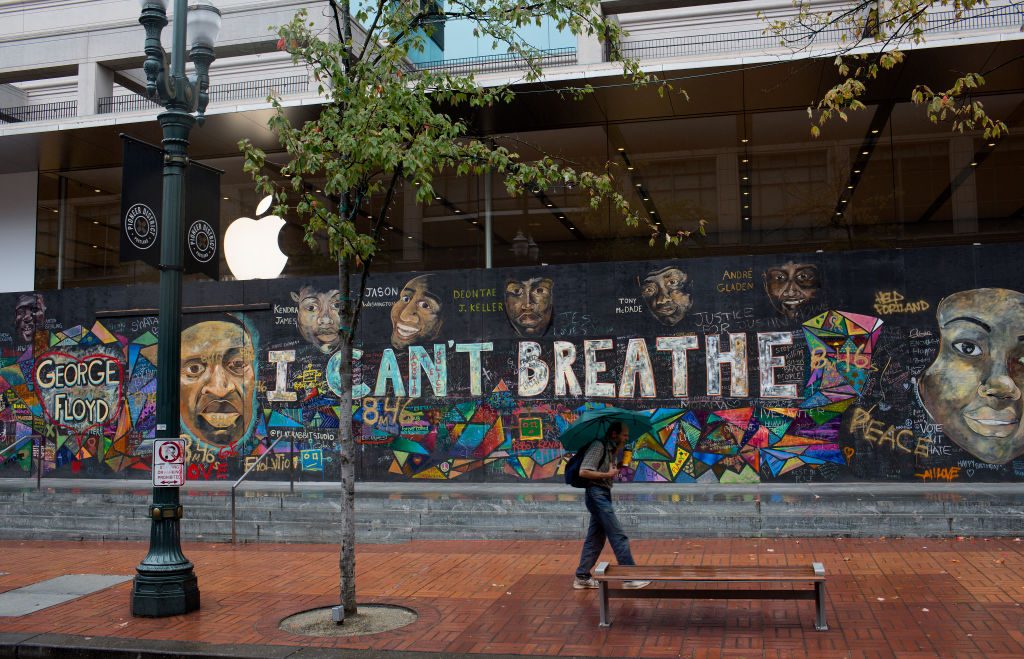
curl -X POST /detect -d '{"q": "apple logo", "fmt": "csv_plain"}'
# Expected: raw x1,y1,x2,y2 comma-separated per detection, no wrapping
224,195,288,280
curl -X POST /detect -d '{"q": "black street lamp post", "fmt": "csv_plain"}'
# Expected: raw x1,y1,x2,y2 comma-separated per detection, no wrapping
130,0,221,618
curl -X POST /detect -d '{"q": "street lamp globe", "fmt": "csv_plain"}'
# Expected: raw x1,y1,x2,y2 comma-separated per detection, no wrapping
187,3,222,49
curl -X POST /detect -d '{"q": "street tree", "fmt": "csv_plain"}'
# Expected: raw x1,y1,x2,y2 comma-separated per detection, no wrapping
762,0,1018,137
239,0,701,618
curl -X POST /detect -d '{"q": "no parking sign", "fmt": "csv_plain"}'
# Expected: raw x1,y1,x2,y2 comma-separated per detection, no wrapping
153,438,186,487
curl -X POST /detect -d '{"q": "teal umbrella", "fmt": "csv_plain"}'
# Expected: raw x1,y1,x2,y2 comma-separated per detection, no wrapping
558,407,655,452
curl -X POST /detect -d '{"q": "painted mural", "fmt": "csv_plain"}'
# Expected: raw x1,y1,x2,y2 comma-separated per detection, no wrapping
2,244,1024,484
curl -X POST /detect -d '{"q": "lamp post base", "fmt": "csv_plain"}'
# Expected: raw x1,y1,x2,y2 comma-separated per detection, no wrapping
130,569,200,617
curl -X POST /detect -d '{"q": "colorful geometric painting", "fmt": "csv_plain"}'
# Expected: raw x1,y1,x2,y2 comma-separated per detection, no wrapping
801,310,884,424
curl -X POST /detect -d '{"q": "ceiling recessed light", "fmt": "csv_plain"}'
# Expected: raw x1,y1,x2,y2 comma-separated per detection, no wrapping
741,158,749,163
848,185,854,189
407,235,413,239
94,189,101,193
853,169,861,174
454,209,462,213
841,199,847,203
642,197,649,201
92,220,99,225
836,212,842,216
315,189,321,193
52,209,58,213
223,196,229,200
743,205,749,209
970,162,977,166
627,166,635,171
569,226,576,230
471,220,478,224
743,191,750,196
649,210,655,214
546,203,553,207
91,244,98,248
740,138,749,143
434,196,441,200
635,183,642,188
987,142,996,147
742,176,749,181
871,129,879,134
861,151,869,155
744,216,750,221
617,147,625,152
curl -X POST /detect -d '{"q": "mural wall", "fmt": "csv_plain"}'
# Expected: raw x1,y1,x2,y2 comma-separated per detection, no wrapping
2,243,1024,485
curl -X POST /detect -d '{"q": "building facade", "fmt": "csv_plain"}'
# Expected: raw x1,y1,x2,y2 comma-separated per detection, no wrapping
1,0,1023,485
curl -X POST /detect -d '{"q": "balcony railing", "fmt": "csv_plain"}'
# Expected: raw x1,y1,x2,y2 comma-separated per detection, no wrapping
620,4,1023,62
0,100,77,124
98,74,311,115
414,47,577,75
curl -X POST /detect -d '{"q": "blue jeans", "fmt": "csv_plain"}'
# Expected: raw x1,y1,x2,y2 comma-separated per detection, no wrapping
575,486,635,579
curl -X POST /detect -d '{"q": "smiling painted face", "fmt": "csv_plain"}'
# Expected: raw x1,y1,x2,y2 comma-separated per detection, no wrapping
505,277,553,337
390,275,443,349
764,262,820,320
640,267,691,326
919,289,1024,464
179,321,256,447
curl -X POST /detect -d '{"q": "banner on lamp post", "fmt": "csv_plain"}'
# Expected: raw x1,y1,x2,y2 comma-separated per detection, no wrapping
184,161,221,280
119,134,222,280
119,136,163,269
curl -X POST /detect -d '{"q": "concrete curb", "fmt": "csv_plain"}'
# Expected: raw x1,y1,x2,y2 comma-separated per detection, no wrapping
0,631,596,659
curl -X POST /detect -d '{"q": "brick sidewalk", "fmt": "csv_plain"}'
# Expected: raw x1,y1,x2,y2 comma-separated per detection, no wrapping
1,537,1022,658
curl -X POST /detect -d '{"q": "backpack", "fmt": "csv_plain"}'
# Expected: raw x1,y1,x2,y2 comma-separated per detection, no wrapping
564,440,605,488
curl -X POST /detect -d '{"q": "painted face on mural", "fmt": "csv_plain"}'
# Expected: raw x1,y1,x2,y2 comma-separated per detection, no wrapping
14,293,45,344
292,286,341,354
390,275,443,349
505,277,553,337
640,267,691,326
919,289,1024,464
179,320,256,447
764,262,820,320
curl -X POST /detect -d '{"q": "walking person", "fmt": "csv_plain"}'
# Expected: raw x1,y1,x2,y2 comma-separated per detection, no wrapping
573,421,650,590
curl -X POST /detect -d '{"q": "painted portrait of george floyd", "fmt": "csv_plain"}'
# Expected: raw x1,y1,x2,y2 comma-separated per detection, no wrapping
142,314,258,449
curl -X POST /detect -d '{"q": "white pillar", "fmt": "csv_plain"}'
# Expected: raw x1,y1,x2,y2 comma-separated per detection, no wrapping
576,13,614,64
0,172,38,293
948,136,978,234
77,62,114,116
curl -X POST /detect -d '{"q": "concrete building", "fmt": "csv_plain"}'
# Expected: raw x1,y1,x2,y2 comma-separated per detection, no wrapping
1,0,1023,515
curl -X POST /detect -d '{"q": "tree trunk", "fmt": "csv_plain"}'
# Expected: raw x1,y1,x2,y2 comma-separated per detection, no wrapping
337,257,357,616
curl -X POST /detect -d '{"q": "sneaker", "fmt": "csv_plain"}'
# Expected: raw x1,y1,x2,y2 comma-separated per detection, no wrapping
623,580,651,589
573,577,600,589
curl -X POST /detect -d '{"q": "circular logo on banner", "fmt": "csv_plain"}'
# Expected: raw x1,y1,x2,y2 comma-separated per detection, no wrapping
187,220,217,263
124,203,158,250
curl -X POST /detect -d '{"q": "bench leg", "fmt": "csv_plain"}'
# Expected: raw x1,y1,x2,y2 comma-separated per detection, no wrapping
598,581,611,628
814,581,828,631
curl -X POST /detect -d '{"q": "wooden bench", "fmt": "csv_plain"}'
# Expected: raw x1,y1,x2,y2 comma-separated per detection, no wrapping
592,561,828,631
